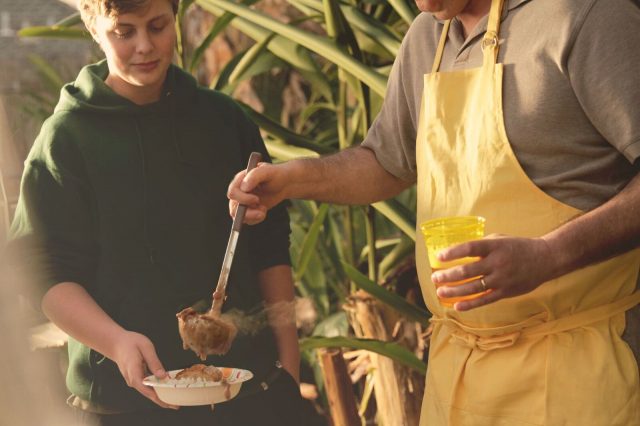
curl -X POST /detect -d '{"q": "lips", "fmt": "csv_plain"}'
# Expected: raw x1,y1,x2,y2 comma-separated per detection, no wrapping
133,60,160,71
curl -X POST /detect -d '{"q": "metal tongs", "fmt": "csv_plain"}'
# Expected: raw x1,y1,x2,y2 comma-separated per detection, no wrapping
177,152,262,359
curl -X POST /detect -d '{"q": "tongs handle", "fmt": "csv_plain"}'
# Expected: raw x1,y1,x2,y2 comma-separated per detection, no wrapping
232,152,262,232
211,152,262,314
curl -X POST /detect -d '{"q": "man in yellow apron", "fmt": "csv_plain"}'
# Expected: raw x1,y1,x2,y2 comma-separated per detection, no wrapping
228,0,640,423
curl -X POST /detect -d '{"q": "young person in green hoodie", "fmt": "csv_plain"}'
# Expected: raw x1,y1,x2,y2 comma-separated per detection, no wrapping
9,0,313,425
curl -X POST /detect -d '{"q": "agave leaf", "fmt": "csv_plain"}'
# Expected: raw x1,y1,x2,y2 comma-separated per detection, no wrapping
178,0,197,18
291,221,330,316
292,0,401,56
299,336,426,374
53,13,83,27
197,0,387,96
372,198,416,241
189,0,260,71
240,104,334,155
359,237,402,263
228,34,275,84
379,236,415,280
198,0,334,102
27,54,65,93
18,26,90,39
295,203,330,281
386,0,417,26
343,262,430,326
264,139,320,161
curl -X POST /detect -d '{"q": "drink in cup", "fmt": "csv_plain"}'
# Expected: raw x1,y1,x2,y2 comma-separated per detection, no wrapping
420,216,487,307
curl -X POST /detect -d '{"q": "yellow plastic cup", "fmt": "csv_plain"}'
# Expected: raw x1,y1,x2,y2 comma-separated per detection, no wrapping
420,216,486,307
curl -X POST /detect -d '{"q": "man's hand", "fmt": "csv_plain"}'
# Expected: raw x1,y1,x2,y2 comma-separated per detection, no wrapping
431,235,559,311
228,162,290,225
111,331,179,410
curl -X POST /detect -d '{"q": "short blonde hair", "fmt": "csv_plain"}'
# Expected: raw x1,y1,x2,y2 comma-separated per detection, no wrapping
79,0,180,29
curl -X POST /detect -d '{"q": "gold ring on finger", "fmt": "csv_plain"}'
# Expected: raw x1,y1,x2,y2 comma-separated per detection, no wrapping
480,278,488,291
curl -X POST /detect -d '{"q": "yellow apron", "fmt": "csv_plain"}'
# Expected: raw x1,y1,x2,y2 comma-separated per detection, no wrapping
415,1,640,424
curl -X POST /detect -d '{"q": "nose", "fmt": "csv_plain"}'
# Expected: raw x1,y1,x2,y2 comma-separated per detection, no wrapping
135,31,154,55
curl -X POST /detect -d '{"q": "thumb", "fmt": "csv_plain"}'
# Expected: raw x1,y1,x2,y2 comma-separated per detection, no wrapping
139,341,167,379
241,163,270,192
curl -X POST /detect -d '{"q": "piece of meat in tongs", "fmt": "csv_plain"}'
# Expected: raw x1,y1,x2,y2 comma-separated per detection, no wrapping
177,152,261,360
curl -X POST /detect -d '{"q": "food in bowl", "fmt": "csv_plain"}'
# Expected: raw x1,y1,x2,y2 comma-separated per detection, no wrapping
143,364,253,406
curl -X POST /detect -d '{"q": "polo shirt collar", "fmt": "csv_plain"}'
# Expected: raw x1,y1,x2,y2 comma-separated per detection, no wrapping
431,0,532,55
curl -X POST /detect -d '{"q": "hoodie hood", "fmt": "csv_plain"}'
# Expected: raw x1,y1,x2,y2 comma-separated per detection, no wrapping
54,59,197,115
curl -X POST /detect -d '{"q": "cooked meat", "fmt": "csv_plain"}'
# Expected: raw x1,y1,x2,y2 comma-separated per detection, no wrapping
176,307,238,360
175,363,223,382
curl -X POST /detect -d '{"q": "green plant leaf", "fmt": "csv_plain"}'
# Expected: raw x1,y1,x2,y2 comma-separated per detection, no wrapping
197,0,388,96
343,262,430,326
228,33,275,84
379,236,414,280
27,54,65,93
300,336,426,374
18,26,90,39
296,203,331,281
197,0,334,101
387,0,417,26
54,13,83,27
189,0,261,71
372,198,416,241
240,104,334,155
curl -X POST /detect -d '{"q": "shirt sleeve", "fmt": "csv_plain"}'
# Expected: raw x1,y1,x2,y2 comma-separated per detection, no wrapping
361,21,421,183
8,122,98,305
567,0,640,164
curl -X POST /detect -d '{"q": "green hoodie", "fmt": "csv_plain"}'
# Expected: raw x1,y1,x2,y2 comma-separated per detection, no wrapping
10,60,290,412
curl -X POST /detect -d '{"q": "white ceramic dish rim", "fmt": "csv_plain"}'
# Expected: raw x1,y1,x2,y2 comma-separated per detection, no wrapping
143,367,253,389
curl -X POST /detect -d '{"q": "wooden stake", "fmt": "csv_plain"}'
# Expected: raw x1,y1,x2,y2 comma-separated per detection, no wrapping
319,348,361,426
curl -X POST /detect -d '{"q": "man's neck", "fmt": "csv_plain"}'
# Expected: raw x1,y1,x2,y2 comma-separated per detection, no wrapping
457,0,492,39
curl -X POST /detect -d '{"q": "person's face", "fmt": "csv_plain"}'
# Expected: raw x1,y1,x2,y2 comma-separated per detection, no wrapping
90,0,176,102
414,0,472,18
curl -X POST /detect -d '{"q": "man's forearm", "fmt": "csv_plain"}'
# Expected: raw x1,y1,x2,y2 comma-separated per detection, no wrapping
258,265,300,382
41,282,125,360
543,173,640,278
284,146,413,205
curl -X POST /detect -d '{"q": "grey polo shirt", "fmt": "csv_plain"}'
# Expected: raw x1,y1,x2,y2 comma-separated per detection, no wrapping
363,0,640,212
362,0,640,359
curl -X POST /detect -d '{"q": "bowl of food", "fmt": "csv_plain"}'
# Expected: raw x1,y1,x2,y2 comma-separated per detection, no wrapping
143,364,253,406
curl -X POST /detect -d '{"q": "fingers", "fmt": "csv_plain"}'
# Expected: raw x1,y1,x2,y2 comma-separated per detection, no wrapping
120,337,179,410
229,200,267,225
138,339,166,379
227,171,260,206
227,168,269,225
436,236,501,262
453,288,504,311
431,259,486,285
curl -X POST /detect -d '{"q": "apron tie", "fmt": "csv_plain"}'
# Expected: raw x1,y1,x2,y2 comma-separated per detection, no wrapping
431,291,640,351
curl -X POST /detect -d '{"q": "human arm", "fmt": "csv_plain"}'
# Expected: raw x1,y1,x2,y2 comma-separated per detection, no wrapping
258,265,300,383
228,146,413,225
41,282,178,409
433,170,640,311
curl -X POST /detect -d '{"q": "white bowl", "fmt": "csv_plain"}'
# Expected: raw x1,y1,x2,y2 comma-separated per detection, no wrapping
143,367,253,406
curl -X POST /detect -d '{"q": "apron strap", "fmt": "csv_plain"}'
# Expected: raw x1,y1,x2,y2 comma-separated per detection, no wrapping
482,0,506,66
432,290,640,351
431,20,451,73
433,0,506,73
